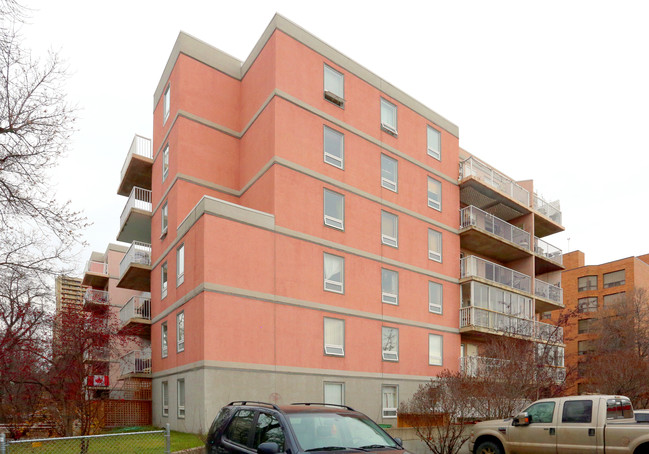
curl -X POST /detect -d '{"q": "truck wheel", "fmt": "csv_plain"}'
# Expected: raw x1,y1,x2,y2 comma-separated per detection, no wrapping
475,440,502,454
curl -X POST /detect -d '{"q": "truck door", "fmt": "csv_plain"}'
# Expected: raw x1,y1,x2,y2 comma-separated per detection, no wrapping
556,399,599,454
508,401,557,454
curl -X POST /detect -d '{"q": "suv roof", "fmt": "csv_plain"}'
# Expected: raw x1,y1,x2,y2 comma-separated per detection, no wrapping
226,401,358,414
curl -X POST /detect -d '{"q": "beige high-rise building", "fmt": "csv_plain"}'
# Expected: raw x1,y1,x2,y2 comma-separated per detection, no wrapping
55,274,84,312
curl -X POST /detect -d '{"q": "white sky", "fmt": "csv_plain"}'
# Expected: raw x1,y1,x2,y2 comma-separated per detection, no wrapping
20,0,649,272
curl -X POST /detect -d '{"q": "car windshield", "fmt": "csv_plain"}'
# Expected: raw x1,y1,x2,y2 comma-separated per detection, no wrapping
287,413,398,451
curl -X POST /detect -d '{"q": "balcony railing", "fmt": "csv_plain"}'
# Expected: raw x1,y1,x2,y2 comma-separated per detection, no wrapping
534,237,563,265
83,347,110,362
533,194,562,225
84,289,110,307
85,260,108,275
120,135,152,183
460,306,563,344
120,349,151,376
120,294,152,325
461,255,531,294
460,356,566,383
459,156,530,206
119,241,151,278
534,279,563,305
460,206,531,250
119,186,152,230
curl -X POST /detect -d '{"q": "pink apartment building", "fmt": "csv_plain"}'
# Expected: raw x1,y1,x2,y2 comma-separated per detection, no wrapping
98,14,566,432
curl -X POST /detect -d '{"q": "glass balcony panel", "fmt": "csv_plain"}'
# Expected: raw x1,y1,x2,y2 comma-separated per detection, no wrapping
461,255,531,293
459,156,530,206
534,194,562,224
460,206,531,250
534,237,563,265
460,306,563,343
535,279,563,305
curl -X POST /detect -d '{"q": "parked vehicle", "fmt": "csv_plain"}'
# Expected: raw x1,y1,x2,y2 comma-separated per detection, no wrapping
637,410,649,423
206,401,407,454
469,395,649,454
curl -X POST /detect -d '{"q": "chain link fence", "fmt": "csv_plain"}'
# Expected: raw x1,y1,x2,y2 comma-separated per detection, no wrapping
0,424,171,454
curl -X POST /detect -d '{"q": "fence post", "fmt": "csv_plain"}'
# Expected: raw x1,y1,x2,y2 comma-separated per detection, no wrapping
0,433,5,454
165,423,171,454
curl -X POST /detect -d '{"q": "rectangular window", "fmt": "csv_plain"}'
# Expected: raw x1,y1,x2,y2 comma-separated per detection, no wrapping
324,126,344,169
161,262,168,299
323,253,344,294
428,229,442,262
578,275,597,292
324,382,344,406
324,317,344,356
604,292,625,306
578,318,593,334
380,99,397,135
162,144,169,181
429,334,443,365
324,189,344,230
161,202,168,236
177,311,185,352
163,85,170,122
578,340,592,356
380,154,398,192
603,270,625,288
542,311,552,319
323,64,344,107
382,327,399,361
162,381,169,416
381,211,398,247
177,379,185,418
161,322,168,358
427,126,441,160
562,400,592,424
578,297,598,313
381,269,398,305
427,177,442,211
429,281,443,314
382,385,398,418
177,244,185,286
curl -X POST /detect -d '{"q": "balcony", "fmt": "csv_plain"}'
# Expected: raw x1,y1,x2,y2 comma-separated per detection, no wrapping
461,255,531,294
120,349,151,377
460,206,531,262
117,241,151,291
533,194,563,237
459,356,566,383
535,279,564,312
83,289,110,311
82,260,109,288
117,187,152,244
83,347,110,363
118,135,153,197
534,236,563,273
460,306,563,344
119,294,151,337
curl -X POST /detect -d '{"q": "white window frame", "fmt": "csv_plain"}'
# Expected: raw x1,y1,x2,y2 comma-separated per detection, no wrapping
380,154,398,192
380,98,398,135
324,64,345,107
161,322,168,358
162,144,169,182
428,229,442,262
381,327,399,362
427,177,442,211
177,311,185,353
382,385,398,418
429,334,443,366
381,268,398,305
162,381,169,417
163,85,170,123
323,125,344,169
323,253,344,294
161,262,168,299
429,281,443,314
381,211,398,248
324,317,345,356
176,243,185,286
427,125,441,160
161,201,168,236
324,382,345,406
323,189,344,230
177,379,185,418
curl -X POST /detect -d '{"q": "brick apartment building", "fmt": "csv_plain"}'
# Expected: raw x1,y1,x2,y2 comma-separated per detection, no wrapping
83,14,567,432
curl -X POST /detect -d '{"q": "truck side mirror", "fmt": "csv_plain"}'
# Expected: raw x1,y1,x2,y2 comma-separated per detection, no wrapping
513,412,531,426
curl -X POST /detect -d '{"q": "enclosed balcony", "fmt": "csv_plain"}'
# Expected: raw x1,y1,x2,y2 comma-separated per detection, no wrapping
83,289,110,311
459,356,566,383
117,187,152,244
82,260,109,288
119,293,151,337
120,348,151,378
460,206,531,262
535,279,564,312
117,241,151,291
461,255,531,294
118,135,153,197
533,194,563,237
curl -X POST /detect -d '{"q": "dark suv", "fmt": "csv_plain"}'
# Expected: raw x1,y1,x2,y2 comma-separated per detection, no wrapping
206,401,407,454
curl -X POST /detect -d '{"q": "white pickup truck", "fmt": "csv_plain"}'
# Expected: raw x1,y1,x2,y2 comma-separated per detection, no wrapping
469,395,649,454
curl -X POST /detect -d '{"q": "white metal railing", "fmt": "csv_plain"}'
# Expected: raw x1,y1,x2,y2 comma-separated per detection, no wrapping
119,241,151,278
85,260,108,275
84,289,109,306
534,279,563,305
119,186,152,230
120,294,152,326
461,255,531,293
120,135,152,182
533,194,562,225
459,156,530,206
120,348,152,376
460,206,531,250
534,237,563,264
460,306,563,344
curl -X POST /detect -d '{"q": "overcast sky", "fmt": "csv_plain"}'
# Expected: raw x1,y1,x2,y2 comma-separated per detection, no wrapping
20,0,649,273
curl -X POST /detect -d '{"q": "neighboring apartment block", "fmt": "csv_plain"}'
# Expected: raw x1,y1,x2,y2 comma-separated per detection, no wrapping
106,14,566,432
556,251,649,394
55,275,84,312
